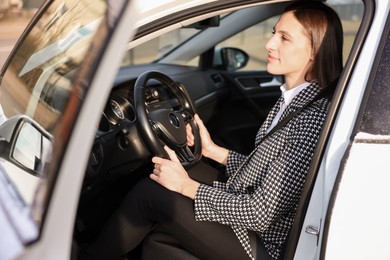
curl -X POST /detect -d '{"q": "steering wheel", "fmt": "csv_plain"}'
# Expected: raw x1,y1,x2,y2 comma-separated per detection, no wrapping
134,71,202,169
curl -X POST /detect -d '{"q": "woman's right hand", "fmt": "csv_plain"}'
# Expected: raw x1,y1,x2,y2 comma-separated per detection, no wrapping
186,114,229,165
186,114,212,155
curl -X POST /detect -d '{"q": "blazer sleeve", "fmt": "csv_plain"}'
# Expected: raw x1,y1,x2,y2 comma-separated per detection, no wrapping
224,151,247,177
194,106,327,232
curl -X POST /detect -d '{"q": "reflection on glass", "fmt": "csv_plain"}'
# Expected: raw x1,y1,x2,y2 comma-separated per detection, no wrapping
0,0,111,249
12,122,51,173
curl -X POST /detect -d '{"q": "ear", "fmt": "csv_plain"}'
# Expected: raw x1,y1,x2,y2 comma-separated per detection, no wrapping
310,51,315,61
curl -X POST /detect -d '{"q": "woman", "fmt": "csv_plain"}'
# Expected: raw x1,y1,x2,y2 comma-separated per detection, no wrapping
85,1,343,259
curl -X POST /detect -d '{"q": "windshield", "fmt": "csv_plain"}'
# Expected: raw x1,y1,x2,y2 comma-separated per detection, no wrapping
122,27,200,66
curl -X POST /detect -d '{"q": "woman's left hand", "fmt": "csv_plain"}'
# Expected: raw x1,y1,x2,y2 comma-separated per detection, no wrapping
150,146,200,199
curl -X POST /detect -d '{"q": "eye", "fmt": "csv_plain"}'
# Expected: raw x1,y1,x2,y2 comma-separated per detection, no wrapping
281,34,290,42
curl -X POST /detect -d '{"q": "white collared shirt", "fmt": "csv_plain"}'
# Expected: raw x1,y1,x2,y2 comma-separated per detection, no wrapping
267,82,311,133
0,104,6,126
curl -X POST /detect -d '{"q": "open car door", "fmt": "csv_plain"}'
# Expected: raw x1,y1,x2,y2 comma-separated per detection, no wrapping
0,0,142,259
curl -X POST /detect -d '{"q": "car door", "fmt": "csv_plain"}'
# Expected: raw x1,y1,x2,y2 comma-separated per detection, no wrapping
283,0,389,259
322,4,390,259
2,1,276,259
0,0,142,259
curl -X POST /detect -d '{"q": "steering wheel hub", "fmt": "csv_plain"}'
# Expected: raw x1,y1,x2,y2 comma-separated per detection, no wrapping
169,113,180,128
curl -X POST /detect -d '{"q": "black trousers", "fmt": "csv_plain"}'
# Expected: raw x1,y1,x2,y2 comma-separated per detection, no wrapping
85,161,271,260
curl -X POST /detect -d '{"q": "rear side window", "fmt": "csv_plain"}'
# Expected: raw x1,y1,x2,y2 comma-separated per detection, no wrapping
357,19,390,136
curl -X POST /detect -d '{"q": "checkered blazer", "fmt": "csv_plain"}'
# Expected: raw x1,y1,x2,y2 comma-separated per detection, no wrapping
194,82,329,259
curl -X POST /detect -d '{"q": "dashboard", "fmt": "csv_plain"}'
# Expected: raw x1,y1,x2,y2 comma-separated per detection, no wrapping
98,81,177,133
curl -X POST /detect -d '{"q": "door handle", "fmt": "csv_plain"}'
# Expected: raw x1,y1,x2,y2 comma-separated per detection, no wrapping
259,77,283,88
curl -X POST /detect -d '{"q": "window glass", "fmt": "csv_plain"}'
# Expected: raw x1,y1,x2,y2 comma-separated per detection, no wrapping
216,16,278,71
217,1,364,71
122,28,200,66
358,19,390,136
0,0,108,245
123,1,363,71
12,122,51,173
330,1,364,64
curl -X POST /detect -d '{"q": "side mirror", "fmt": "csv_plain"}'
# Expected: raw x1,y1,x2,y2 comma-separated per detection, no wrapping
0,115,52,175
213,47,249,71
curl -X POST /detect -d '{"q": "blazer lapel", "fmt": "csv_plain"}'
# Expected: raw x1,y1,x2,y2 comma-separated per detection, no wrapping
280,82,321,121
255,82,321,145
255,96,284,145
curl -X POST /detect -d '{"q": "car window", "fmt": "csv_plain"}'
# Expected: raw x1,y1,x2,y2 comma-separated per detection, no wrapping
357,16,390,136
216,15,278,71
123,1,363,71
122,27,200,66
0,0,108,245
216,1,364,71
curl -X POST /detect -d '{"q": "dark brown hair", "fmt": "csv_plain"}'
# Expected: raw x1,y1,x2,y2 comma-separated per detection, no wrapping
285,0,343,88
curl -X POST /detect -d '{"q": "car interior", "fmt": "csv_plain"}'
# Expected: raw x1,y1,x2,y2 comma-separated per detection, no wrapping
69,1,364,258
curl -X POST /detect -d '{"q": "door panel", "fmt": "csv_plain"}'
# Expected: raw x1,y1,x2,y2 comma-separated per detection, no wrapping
207,71,282,155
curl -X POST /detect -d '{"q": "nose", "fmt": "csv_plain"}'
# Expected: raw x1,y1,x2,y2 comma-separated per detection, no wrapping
265,34,276,51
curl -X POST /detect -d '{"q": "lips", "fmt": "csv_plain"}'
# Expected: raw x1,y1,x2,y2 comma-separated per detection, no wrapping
267,54,279,62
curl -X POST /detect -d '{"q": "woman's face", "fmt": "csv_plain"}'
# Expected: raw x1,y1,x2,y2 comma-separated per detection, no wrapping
265,11,313,88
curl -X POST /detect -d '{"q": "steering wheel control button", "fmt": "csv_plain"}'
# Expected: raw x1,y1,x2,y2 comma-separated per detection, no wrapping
151,122,159,131
151,89,159,98
181,112,189,120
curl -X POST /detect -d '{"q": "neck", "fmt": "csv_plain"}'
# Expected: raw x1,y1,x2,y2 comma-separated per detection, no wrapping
284,76,308,90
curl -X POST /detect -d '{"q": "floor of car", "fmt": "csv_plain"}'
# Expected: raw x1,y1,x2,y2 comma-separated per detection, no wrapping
74,163,153,252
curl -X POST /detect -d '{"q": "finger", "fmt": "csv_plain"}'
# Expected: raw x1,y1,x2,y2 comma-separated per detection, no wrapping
186,120,195,146
186,124,194,136
194,114,201,124
186,134,193,142
194,114,205,130
152,156,164,165
187,134,194,146
163,145,180,163
186,123,192,132
150,173,159,181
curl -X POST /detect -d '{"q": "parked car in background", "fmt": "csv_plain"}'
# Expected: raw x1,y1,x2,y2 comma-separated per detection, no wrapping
0,0,389,259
